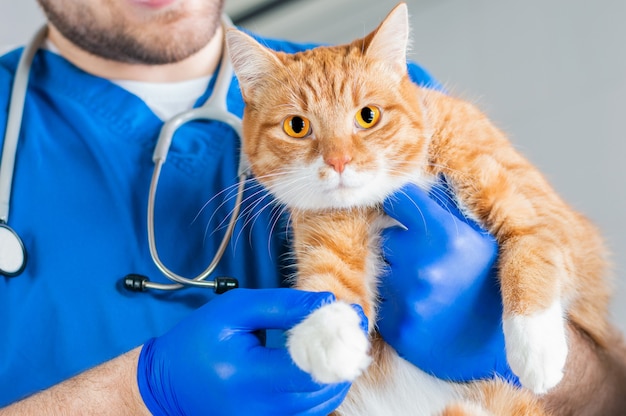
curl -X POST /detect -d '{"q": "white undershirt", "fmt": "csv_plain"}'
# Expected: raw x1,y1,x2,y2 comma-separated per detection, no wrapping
111,77,211,120
44,40,211,120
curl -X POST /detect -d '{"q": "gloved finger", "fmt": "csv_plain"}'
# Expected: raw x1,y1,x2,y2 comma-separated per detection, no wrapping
425,179,465,220
288,382,352,415
383,183,452,233
255,340,353,389
428,179,485,232
222,288,336,330
384,181,485,233
253,346,327,392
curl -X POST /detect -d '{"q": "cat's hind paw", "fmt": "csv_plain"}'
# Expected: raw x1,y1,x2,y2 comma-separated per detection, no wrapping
287,301,371,384
503,301,568,394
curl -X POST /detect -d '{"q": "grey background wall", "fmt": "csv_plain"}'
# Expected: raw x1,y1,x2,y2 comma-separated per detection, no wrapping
2,0,625,334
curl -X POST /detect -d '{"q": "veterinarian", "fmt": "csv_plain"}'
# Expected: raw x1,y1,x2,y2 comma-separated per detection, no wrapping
1,0,625,414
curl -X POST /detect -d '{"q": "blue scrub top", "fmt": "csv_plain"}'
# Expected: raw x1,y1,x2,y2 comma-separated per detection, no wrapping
0,34,440,406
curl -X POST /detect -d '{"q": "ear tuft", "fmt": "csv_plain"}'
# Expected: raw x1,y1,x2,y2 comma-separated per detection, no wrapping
365,3,409,72
225,30,281,99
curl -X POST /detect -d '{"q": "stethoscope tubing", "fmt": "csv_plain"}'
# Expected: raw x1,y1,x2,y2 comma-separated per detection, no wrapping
0,26,48,277
1,17,248,292
145,161,246,290
0,25,49,223
141,15,249,291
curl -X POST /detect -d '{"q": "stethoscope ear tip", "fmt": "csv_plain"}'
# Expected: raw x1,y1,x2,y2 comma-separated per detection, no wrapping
122,274,149,292
121,273,239,294
214,276,239,294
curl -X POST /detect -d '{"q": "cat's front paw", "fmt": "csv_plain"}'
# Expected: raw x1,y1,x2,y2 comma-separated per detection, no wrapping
503,301,568,394
287,301,371,384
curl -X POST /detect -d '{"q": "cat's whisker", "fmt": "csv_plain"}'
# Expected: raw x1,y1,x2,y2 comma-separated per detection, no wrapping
238,183,278,228
265,203,291,259
233,196,272,241
198,187,249,247
201,176,263,237
222,180,273,229
231,185,297,262
374,168,467,237
427,162,480,193
232,193,280,252
227,171,312,250
206,177,290,254
426,183,465,237
191,177,245,226
199,177,270,247
257,173,314,202
392,189,429,233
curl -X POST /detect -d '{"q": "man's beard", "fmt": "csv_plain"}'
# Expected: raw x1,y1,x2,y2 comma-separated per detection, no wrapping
37,0,224,65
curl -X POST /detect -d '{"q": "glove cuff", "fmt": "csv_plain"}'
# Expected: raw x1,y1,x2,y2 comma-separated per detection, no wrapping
137,337,180,416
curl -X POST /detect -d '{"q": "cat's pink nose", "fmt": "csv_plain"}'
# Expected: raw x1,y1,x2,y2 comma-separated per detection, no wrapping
325,155,352,173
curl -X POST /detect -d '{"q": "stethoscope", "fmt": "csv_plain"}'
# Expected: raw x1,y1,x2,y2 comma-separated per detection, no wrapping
0,17,247,294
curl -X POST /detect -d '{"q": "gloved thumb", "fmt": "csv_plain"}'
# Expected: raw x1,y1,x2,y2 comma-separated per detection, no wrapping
222,288,336,330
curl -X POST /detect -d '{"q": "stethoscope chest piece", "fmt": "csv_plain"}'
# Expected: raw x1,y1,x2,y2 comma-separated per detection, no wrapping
0,222,26,277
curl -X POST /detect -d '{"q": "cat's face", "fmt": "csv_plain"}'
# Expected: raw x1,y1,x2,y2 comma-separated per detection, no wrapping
228,5,431,210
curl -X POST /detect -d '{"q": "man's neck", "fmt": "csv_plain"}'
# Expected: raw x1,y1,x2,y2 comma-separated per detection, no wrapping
46,24,223,83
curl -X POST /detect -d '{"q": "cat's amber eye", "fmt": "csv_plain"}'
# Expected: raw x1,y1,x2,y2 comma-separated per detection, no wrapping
355,106,381,129
283,115,312,139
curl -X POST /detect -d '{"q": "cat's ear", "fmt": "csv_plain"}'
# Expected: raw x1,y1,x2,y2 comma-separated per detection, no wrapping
225,29,281,99
364,2,409,73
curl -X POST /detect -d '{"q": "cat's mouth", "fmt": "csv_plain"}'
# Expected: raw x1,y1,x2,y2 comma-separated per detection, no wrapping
335,181,359,190
321,183,369,208
324,180,362,194
323,171,365,190
317,171,381,207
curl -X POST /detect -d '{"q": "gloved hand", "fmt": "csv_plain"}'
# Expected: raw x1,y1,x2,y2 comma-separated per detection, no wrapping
137,288,350,416
379,182,518,383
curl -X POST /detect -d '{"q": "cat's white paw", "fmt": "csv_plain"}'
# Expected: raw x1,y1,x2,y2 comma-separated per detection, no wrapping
287,301,371,384
503,301,568,394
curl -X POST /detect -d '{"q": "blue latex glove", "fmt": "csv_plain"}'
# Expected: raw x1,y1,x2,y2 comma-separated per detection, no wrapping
137,288,351,416
379,182,518,383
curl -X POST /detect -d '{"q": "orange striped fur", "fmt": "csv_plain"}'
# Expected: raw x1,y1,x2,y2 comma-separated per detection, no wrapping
226,3,611,414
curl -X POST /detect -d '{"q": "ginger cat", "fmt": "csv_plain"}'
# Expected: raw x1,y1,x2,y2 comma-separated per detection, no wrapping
225,3,610,415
